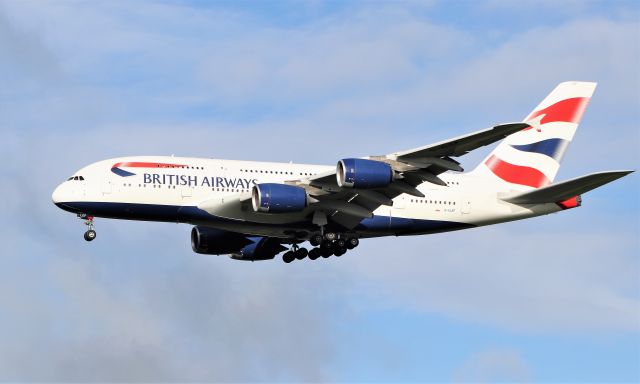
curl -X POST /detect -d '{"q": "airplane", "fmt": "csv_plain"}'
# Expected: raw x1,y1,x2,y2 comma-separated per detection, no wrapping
52,81,633,263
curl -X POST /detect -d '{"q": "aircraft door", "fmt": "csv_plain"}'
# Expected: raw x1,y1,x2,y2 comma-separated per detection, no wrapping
181,185,193,198
102,180,112,195
460,200,471,214
392,195,406,216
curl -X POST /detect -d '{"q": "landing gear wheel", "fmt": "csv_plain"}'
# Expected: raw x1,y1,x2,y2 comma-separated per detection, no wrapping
308,248,320,260
295,248,308,260
84,230,96,242
320,247,333,258
335,239,346,249
282,251,295,263
346,237,359,249
324,232,337,241
310,234,323,247
334,248,346,257
79,214,96,242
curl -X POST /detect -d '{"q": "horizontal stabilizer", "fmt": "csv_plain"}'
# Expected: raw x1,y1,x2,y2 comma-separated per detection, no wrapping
503,170,634,204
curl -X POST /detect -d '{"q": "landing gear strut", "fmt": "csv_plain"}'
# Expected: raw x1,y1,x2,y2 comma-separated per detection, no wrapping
79,214,96,242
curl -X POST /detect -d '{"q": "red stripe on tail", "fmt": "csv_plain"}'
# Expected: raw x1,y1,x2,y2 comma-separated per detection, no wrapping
485,155,551,188
525,97,590,126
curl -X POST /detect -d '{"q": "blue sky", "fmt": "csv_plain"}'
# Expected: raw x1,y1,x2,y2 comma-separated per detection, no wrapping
0,0,639,381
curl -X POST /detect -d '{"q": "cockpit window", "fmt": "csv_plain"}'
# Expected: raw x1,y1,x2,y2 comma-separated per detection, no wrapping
79,176,84,181
68,176,85,181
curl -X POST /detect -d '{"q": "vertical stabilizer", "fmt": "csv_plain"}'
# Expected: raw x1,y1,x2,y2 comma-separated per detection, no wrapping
473,81,597,189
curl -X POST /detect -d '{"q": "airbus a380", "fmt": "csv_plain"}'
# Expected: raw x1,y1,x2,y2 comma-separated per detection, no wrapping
52,82,632,262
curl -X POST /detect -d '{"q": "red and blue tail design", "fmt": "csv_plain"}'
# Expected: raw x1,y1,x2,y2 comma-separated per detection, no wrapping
111,162,188,177
475,81,597,189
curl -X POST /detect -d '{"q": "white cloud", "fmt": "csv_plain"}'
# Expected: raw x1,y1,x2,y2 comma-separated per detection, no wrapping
344,218,640,332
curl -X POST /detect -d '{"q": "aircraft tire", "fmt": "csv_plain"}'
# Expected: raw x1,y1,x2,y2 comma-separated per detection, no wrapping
308,248,320,260
295,248,308,260
310,235,322,247
282,251,295,263
84,230,96,242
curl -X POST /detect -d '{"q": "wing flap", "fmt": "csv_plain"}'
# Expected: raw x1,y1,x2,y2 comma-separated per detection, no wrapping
502,170,634,204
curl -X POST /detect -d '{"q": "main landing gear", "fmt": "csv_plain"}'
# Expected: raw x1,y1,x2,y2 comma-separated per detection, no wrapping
282,232,359,263
78,214,96,242
282,244,308,263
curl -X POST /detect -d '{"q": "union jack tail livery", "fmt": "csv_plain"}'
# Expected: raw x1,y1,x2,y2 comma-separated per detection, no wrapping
475,81,597,189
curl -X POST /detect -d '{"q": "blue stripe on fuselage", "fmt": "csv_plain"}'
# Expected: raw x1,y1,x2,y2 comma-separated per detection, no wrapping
55,201,474,235
111,167,136,177
357,215,473,234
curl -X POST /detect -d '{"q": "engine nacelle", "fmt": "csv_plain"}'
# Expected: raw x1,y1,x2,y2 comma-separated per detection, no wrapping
231,237,287,261
191,226,286,261
337,158,393,188
252,183,308,213
191,226,252,255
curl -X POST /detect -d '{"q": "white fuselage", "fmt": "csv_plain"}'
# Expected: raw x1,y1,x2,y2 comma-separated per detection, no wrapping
52,156,563,240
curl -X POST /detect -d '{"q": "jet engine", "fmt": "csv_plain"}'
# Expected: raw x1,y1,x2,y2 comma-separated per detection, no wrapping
252,183,308,213
191,226,252,255
231,237,287,261
191,226,286,261
337,158,393,188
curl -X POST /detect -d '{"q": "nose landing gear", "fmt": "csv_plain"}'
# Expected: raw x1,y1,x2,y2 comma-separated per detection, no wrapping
78,214,96,242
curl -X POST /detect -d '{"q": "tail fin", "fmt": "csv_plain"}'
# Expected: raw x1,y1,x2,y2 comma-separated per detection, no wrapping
474,81,597,189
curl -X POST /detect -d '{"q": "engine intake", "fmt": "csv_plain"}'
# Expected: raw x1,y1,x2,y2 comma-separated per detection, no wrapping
337,158,393,189
252,183,308,213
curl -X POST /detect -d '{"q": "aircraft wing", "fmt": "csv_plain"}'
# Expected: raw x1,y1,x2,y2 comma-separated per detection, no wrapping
195,123,530,230
390,122,530,160
295,122,530,229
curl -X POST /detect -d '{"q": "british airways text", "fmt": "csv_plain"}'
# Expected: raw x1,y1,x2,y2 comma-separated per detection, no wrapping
143,173,257,189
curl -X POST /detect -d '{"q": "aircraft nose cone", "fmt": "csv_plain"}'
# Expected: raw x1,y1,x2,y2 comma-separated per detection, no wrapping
52,184,65,205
